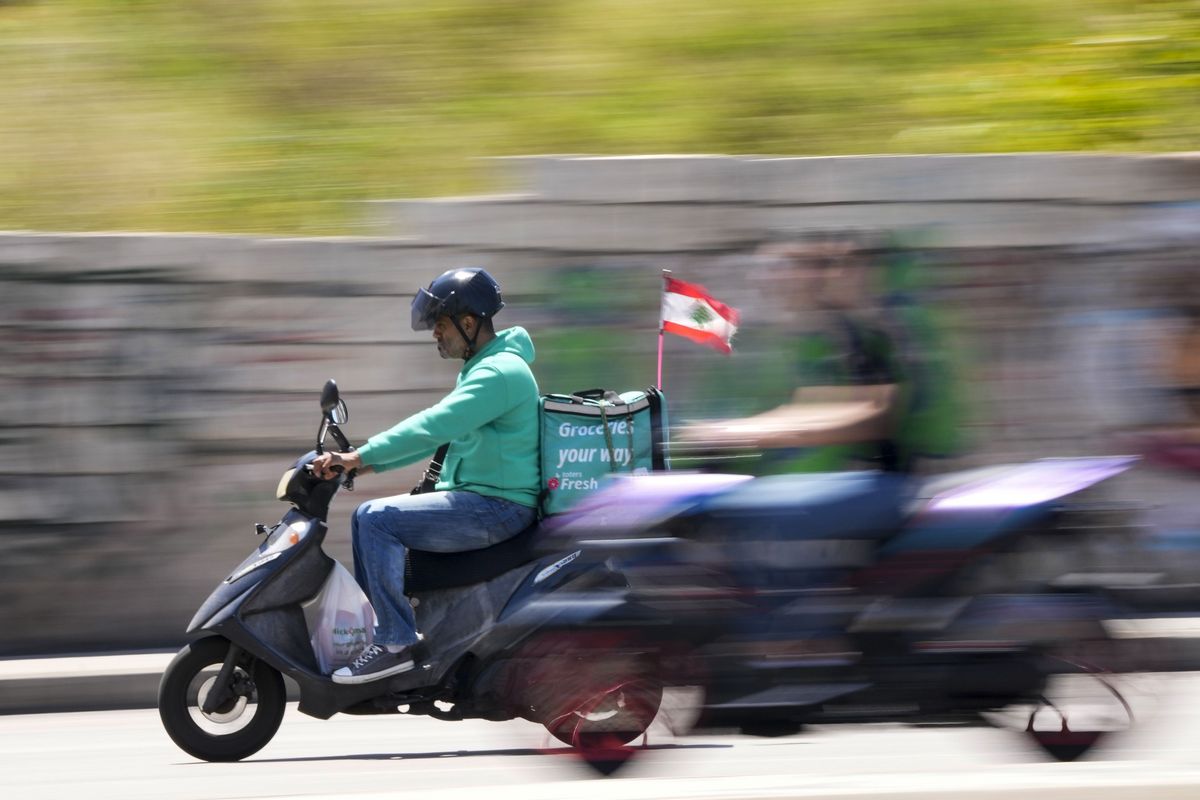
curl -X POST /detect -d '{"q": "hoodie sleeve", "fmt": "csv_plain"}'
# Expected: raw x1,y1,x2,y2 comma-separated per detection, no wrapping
356,365,512,472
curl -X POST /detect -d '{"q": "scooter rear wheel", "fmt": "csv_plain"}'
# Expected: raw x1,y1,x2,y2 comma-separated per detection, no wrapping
545,677,664,749
158,636,286,762
520,630,664,776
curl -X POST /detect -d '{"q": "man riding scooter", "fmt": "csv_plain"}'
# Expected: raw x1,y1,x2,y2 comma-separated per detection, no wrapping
311,267,541,684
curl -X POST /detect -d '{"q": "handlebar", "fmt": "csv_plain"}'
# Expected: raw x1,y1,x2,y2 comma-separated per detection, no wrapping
303,460,359,489
324,422,357,489
309,417,359,490
327,421,353,453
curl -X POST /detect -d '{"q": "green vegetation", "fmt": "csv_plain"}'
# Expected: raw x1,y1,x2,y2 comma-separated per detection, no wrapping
1,0,1197,233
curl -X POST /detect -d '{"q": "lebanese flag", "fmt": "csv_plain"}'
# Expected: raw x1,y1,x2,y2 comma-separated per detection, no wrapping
661,276,740,354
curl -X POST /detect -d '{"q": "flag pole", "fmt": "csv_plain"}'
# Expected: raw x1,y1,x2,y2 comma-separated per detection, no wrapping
656,269,671,390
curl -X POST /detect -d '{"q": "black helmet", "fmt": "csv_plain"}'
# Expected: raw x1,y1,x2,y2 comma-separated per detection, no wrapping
410,268,504,332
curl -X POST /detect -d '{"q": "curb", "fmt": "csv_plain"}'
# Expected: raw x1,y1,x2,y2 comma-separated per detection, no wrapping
4,619,1200,716
0,652,175,715
0,651,313,716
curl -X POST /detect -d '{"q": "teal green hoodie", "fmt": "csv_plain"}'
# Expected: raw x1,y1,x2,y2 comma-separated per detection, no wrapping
357,327,541,507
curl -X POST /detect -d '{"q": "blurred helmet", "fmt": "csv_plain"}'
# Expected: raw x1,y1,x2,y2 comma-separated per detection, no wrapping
410,268,505,331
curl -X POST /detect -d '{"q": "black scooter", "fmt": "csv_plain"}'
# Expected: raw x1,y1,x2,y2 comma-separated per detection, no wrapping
158,380,663,769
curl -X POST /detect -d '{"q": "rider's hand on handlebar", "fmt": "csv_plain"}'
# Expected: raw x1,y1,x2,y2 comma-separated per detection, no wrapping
310,450,363,480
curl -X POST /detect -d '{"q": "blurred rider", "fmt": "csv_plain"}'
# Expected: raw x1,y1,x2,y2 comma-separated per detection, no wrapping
311,268,541,683
678,233,964,474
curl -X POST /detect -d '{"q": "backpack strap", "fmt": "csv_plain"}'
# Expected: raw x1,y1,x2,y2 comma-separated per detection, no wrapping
411,442,450,495
598,403,618,471
572,388,623,404
646,386,669,470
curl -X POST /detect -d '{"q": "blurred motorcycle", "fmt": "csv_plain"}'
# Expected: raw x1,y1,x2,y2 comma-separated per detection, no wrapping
547,455,1155,762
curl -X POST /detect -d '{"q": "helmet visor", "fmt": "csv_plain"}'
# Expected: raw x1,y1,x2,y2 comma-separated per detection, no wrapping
410,287,445,331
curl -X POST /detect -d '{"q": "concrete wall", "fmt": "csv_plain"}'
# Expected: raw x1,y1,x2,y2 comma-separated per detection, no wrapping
2,154,1198,655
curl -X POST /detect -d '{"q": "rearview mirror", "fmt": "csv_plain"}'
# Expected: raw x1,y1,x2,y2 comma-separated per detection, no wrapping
319,380,340,413
329,399,349,425
320,380,349,425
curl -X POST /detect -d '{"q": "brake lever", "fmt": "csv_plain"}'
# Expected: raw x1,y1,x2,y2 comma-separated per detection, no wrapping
325,463,357,491
305,452,356,491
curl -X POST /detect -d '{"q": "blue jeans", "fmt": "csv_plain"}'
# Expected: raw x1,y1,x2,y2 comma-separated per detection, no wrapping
351,490,537,646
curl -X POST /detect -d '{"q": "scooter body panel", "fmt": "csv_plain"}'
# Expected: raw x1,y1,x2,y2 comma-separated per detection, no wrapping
881,456,1137,556
188,510,329,633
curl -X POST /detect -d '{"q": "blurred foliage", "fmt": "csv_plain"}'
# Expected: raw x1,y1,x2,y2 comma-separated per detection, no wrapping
0,0,1198,233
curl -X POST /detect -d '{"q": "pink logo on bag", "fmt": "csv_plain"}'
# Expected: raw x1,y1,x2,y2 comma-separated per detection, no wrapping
547,477,560,490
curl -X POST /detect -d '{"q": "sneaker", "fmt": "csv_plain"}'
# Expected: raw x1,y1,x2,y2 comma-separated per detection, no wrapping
331,644,415,684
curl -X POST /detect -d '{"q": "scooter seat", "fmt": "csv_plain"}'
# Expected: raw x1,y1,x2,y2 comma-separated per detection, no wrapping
693,471,911,541
404,522,544,595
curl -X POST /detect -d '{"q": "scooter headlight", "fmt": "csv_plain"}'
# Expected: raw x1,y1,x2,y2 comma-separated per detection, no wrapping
263,518,312,554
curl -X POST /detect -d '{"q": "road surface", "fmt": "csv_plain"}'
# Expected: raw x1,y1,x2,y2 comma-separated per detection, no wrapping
3,675,1200,800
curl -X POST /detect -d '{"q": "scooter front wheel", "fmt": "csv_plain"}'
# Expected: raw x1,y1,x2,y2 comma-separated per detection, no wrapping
158,636,286,762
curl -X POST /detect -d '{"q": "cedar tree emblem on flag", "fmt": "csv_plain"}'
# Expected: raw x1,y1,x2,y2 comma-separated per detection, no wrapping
661,276,740,354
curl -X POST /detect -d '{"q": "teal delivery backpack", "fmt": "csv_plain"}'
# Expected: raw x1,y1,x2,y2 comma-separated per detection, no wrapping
539,387,669,515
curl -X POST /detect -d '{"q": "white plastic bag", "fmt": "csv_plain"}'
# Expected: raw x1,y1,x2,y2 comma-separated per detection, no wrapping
302,561,377,675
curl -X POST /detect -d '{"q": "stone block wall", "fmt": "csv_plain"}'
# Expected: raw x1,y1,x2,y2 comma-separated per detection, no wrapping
1,154,1198,655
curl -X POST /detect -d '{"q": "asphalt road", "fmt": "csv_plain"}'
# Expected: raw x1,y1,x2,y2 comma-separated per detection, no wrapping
4,676,1200,800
